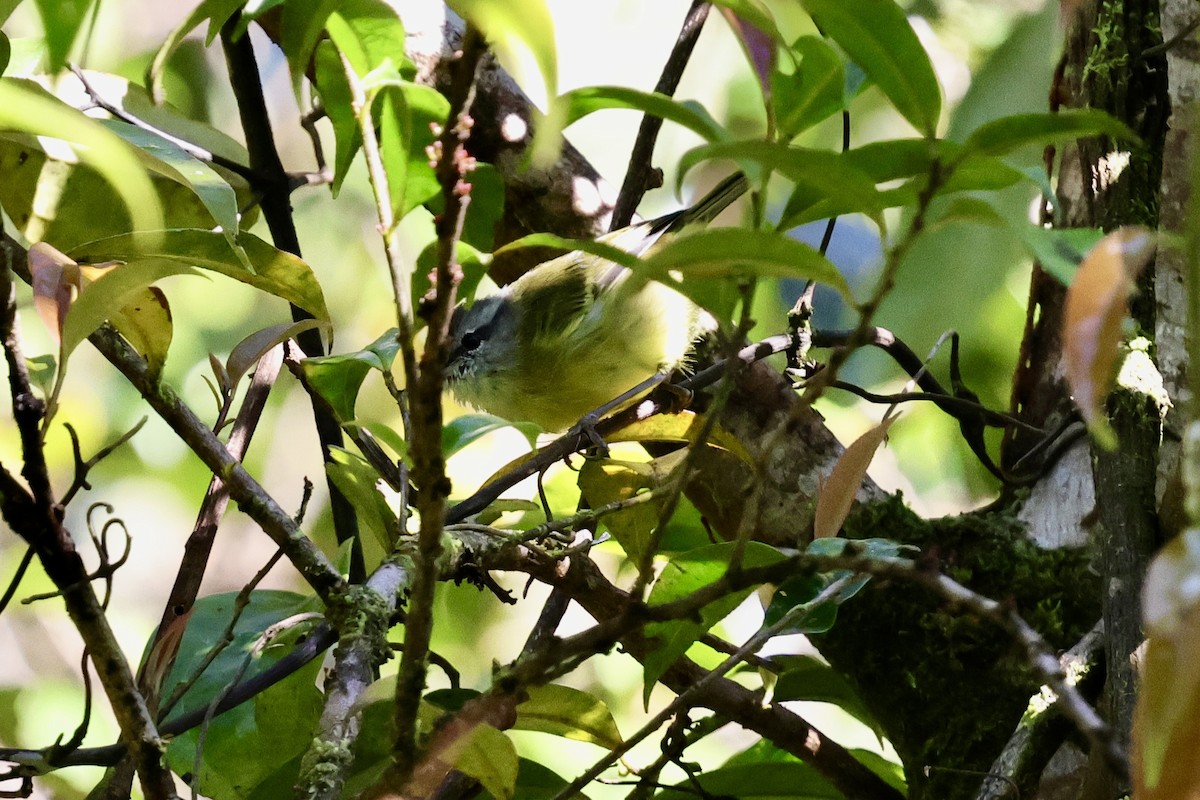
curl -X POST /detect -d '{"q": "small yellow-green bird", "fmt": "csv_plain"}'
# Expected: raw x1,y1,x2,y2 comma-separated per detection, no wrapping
446,173,748,431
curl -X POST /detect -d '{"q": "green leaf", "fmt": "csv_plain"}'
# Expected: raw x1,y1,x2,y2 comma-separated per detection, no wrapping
69,229,330,323
774,35,845,139
778,139,1026,229
577,456,678,565
764,537,906,633
0,31,11,75
927,197,1010,232
443,413,539,457
462,162,506,251
484,760,581,800
301,328,400,422
226,320,328,389
313,41,361,194
102,121,240,239
722,738,906,793
326,447,399,550
642,542,786,704
323,0,447,212
77,70,251,168
642,228,851,298
34,0,91,72
679,140,884,227
1018,225,1106,286
0,124,238,252
24,354,56,396
345,419,408,463
800,0,941,137
961,110,1138,157
514,685,622,748
415,238,490,312
378,81,449,217
764,575,840,633
656,762,841,799
147,0,244,99
0,78,163,238
450,724,519,800
451,0,561,165
842,138,952,181
492,232,641,271
158,591,324,800
772,654,884,740
448,0,557,107
555,85,728,143
276,0,343,86
849,749,908,793
324,0,411,77
945,2,1061,143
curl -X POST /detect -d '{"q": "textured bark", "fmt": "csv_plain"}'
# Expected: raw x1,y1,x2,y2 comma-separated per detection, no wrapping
1062,3,1169,798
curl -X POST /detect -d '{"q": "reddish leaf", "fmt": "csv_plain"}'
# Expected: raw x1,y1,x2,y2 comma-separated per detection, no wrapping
814,416,896,539
139,608,193,709
719,7,777,107
1061,226,1155,448
28,242,80,346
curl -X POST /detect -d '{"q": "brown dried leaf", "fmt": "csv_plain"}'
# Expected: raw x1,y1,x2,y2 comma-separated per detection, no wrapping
1134,529,1200,799
814,415,897,539
1062,226,1155,448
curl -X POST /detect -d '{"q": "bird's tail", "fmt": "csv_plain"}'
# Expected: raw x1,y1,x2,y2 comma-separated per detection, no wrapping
675,172,750,227
596,172,749,289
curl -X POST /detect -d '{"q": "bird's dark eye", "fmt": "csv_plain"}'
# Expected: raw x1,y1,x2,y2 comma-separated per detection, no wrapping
461,330,484,353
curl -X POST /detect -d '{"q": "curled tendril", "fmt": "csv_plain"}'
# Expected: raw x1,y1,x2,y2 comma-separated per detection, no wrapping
21,503,131,608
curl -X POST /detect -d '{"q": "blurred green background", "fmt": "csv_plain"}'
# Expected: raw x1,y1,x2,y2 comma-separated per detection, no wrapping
0,0,1058,795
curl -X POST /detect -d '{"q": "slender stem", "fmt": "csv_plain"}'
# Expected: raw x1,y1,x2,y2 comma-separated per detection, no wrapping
380,25,489,785
221,19,364,578
610,1,712,230
0,250,177,799
548,576,855,800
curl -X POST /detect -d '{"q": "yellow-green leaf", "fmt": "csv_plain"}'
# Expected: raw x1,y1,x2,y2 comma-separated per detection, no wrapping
514,685,622,749
69,229,330,323
60,256,198,361
109,287,173,380
0,77,162,238
445,724,518,800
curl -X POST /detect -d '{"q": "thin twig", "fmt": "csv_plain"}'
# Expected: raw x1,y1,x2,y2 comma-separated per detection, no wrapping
390,23,488,784
160,548,287,721
60,417,146,507
68,64,257,182
0,546,34,617
801,551,1127,778
220,18,364,579
610,1,712,230
0,237,177,798
548,576,856,800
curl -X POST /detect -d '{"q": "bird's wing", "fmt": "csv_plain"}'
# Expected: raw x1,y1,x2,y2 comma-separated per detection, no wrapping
512,251,594,343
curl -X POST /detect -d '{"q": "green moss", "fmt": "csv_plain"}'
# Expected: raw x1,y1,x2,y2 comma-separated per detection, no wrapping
296,736,355,800
1080,0,1127,90
327,584,394,666
818,495,1099,800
